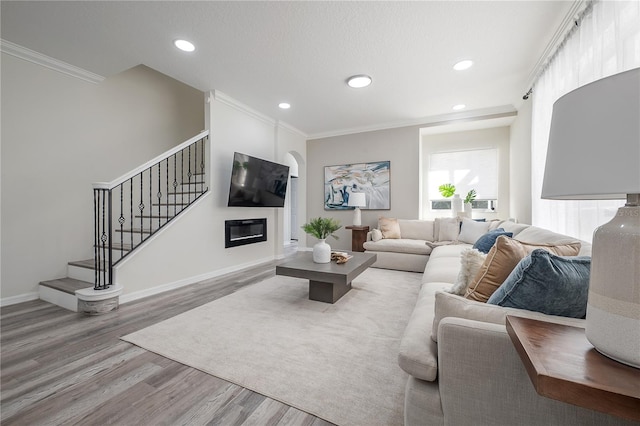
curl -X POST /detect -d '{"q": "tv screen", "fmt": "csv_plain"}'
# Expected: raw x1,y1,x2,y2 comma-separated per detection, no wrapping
227,152,290,207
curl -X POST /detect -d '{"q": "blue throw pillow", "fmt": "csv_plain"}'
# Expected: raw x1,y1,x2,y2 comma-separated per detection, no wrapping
472,228,513,254
487,249,591,318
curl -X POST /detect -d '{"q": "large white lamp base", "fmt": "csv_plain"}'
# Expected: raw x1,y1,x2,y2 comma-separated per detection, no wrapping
585,202,640,368
353,207,362,226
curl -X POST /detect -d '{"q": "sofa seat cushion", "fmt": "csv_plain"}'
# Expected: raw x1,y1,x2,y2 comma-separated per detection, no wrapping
428,244,470,260
422,244,470,285
398,281,452,381
363,238,433,255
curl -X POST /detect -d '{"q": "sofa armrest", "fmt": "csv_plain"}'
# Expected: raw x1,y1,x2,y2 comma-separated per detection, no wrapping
436,317,635,426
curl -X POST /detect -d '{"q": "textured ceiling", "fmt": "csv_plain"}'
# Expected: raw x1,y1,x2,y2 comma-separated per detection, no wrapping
1,1,575,137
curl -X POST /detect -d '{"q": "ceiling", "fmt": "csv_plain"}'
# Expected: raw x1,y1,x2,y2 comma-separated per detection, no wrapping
1,1,577,138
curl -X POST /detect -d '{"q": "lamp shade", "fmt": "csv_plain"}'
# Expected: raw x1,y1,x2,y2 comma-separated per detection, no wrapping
540,68,640,368
347,192,367,208
541,67,640,200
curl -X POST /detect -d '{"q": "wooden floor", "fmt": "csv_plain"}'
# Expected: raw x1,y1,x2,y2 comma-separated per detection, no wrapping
1,244,336,426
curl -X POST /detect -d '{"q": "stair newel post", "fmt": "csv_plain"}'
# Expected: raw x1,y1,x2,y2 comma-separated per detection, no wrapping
200,136,206,193
92,183,111,290
93,188,99,290
107,188,113,288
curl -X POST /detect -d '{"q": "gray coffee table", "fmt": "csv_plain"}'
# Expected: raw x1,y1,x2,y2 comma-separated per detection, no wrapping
276,251,377,303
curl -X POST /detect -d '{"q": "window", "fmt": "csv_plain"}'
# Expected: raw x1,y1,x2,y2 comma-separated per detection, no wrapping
428,148,498,211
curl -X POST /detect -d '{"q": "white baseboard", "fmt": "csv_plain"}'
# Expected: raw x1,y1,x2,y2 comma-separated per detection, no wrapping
118,256,275,304
0,292,39,307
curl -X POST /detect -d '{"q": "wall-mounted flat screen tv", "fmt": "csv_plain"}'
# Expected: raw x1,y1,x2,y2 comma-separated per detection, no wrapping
227,152,290,207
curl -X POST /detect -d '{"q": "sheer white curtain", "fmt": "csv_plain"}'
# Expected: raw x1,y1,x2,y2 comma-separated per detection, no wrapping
531,0,640,242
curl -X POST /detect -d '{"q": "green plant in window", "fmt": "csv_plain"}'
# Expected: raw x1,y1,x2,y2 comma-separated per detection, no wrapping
301,217,341,240
438,183,456,198
464,189,477,204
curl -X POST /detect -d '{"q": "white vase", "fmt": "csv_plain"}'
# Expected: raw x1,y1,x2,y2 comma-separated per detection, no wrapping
451,194,463,217
313,239,331,263
463,202,473,218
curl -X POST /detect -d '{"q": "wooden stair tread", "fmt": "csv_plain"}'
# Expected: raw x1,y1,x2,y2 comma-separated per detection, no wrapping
68,259,105,270
40,277,92,294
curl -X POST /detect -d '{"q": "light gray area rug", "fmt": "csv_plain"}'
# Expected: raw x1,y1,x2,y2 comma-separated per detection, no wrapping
121,268,421,426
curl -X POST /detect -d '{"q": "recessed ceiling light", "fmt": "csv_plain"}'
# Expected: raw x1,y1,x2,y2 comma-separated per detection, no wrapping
347,75,372,88
452,104,466,111
174,39,195,52
453,60,473,71
278,102,291,109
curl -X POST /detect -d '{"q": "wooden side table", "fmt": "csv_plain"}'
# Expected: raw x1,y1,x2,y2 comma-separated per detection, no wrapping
505,315,640,422
345,226,370,252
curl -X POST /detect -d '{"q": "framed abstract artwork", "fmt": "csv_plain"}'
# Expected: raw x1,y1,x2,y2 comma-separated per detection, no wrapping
324,161,390,210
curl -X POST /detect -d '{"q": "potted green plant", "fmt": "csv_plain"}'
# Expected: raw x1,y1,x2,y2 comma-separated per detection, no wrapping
439,183,462,216
464,189,476,217
302,217,341,263
438,183,456,198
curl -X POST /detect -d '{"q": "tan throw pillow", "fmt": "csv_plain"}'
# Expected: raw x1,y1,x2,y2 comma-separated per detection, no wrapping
464,236,581,303
379,217,401,239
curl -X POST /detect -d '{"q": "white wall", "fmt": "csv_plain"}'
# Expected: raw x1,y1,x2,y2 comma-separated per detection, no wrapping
509,100,533,224
115,92,307,300
1,54,204,303
307,126,421,252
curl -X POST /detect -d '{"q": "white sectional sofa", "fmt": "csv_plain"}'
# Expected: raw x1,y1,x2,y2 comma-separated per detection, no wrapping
364,218,638,426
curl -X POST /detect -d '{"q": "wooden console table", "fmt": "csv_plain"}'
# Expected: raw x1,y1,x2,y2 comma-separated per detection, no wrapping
506,315,640,422
345,225,370,252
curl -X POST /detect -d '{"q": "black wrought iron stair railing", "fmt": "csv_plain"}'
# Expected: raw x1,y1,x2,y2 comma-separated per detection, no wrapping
92,130,209,290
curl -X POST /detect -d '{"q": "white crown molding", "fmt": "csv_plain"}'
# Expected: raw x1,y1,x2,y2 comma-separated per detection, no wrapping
308,105,518,140
1,39,105,84
213,90,276,126
276,120,308,139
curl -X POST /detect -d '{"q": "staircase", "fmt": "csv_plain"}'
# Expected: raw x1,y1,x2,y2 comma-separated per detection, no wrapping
39,131,209,313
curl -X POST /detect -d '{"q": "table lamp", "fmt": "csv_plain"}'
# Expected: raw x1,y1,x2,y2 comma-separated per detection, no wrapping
541,67,640,368
348,192,367,226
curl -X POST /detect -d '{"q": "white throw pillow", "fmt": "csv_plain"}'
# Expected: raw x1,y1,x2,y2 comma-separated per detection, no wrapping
371,228,383,242
448,248,487,295
458,218,491,244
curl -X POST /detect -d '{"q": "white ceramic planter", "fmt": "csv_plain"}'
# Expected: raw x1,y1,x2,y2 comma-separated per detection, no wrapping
313,239,331,263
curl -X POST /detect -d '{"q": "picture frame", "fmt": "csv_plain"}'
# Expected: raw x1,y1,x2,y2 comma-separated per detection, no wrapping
324,161,390,210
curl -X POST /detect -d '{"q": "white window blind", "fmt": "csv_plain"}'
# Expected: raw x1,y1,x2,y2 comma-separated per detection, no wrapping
428,148,498,200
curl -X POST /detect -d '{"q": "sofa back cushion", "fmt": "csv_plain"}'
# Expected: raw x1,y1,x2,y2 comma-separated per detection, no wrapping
435,217,461,241
431,290,584,342
398,219,435,241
